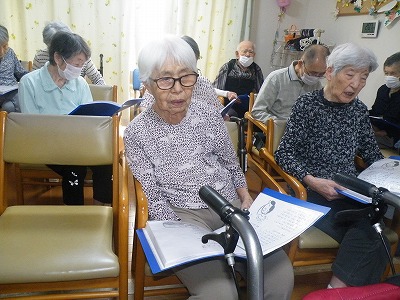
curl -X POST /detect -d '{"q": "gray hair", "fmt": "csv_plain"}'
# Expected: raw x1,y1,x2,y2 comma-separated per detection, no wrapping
327,43,378,75
138,35,197,84
42,21,72,47
0,25,9,44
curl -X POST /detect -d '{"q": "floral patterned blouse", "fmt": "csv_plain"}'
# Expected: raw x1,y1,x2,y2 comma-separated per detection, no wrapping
124,100,246,220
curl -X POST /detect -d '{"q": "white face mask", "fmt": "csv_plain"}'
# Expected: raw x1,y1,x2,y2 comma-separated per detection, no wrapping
384,75,400,89
238,56,253,68
300,72,321,86
58,57,83,80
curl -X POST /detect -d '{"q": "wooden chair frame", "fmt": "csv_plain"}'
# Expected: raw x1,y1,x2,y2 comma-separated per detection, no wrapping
0,112,129,299
132,178,189,299
254,147,399,276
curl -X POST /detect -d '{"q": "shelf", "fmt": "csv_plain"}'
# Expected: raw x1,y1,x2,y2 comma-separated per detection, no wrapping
270,41,303,70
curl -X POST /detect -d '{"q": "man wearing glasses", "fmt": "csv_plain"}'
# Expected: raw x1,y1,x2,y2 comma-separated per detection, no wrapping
213,40,264,118
252,44,330,123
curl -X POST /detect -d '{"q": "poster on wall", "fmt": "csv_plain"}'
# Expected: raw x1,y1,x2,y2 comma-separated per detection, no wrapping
336,0,392,16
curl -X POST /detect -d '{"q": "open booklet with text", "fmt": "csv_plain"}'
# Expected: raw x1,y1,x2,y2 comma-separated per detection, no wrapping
137,188,330,274
336,157,400,204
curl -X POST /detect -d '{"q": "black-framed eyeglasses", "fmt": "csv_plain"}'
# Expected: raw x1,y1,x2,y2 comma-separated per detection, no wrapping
303,64,326,78
151,73,199,90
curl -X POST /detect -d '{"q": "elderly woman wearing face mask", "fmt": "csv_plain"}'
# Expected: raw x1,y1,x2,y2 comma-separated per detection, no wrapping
124,35,294,300
19,31,112,207
19,31,92,113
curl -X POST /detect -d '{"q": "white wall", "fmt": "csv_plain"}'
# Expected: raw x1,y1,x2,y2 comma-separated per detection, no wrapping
250,0,400,108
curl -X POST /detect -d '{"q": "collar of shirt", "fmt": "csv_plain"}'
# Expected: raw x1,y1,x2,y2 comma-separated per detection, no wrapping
288,61,301,82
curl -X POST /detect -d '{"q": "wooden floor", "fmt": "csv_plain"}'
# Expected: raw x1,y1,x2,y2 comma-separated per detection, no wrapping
11,165,400,300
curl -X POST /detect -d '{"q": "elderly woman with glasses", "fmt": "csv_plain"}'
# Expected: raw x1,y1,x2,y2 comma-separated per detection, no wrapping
275,43,387,289
124,35,294,300
19,31,112,207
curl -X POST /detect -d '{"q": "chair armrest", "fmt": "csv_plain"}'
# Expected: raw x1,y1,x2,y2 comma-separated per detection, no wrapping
259,148,307,200
244,112,271,153
133,177,149,229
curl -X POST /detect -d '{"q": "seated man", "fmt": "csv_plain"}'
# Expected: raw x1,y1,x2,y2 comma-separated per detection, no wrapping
369,52,400,149
213,40,264,117
252,44,330,122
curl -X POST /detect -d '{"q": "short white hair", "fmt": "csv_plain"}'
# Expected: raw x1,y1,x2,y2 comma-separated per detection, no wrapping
138,35,197,84
327,43,378,75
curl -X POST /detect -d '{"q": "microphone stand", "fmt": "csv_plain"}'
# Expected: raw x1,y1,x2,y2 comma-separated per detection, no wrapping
334,174,399,275
202,205,264,300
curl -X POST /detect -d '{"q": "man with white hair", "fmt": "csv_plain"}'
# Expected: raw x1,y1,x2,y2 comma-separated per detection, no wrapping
213,40,264,117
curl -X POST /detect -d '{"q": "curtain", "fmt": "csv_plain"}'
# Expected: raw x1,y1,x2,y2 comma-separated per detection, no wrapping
1,0,252,119
129,0,253,81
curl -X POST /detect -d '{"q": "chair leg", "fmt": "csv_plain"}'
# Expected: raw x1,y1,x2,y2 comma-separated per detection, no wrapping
134,235,146,300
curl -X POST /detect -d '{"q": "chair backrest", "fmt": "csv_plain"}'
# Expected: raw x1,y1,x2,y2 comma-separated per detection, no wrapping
19,61,32,72
3,113,114,166
265,118,287,154
132,69,141,91
89,84,117,102
0,112,120,213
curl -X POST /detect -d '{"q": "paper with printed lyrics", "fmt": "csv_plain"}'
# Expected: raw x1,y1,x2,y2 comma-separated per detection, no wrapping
137,188,330,273
337,157,400,204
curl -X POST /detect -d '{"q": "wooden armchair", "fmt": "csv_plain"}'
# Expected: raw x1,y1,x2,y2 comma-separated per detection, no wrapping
0,112,128,299
254,147,399,276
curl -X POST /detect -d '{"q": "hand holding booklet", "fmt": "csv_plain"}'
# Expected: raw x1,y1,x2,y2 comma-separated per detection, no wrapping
69,98,143,116
137,188,330,274
336,157,400,204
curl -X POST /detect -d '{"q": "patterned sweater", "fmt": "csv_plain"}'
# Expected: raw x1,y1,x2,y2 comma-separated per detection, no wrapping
0,48,28,85
275,89,383,182
124,101,246,221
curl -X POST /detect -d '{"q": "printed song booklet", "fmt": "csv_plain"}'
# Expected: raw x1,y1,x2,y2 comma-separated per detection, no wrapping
336,157,400,204
137,188,330,274
69,98,143,116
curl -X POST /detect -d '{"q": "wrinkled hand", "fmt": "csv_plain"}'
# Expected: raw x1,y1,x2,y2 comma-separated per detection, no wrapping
237,187,254,210
303,175,344,201
227,91,238,101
